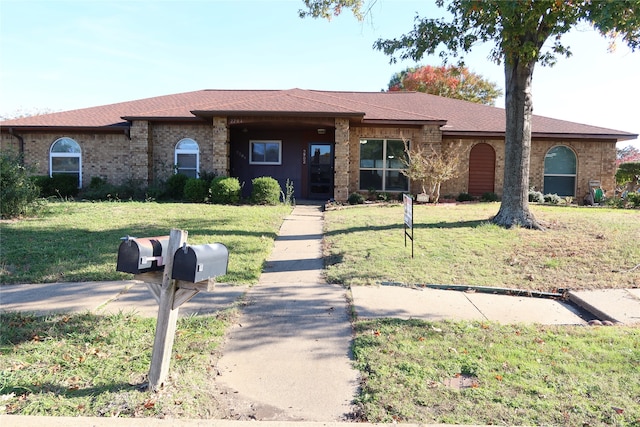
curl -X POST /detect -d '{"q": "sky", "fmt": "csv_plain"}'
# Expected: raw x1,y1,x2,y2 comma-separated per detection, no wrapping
1,0,638,149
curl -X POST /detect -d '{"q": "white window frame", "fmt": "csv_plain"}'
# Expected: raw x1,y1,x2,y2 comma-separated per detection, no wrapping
359,138,409,192
249,140,282,165
175,138,200,178
50,137,82,187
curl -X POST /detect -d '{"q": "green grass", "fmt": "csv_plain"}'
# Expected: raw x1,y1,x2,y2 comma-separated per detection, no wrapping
352,319,640,426
0,310,234,418
324,203,640,291
0,201,291,285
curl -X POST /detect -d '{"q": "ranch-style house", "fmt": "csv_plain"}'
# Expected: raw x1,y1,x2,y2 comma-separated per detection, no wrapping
1,88,636,202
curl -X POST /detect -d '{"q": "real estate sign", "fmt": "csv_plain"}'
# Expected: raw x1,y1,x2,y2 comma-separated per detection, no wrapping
403,194,414,258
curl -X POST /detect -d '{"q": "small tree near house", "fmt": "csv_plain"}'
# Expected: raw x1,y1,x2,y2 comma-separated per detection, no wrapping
401,139,464,203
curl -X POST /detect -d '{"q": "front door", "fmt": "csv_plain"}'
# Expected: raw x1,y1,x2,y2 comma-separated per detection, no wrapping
308,143,333,199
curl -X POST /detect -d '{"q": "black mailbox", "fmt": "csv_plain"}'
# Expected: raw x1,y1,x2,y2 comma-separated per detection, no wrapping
116,236,170,274
172,243,229,283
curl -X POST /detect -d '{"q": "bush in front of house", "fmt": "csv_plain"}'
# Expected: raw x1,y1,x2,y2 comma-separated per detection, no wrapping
626,192,640,208
33,174,79,198
0,150,41,218
251,176,281,205
481,192,499,202
528,189,544,203
165,173,189,200
456,192,474,202
81,176,118,200
348,192,365,205
544,193,562,205
210,176,241,204
184,178,209,203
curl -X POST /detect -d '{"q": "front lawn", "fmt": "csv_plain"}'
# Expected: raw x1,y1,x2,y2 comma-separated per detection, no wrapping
324,203,640,291
0,201,291,285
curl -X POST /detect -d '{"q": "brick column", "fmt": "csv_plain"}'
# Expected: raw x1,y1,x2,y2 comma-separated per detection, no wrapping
421,124,442,148
334,118,350,201
129,120,151,185
212,117,230,176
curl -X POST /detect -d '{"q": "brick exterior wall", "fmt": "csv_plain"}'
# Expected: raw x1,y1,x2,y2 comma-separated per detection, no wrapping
334,118,350,201
441,137,616,200
1,120,617,203
148,122,215,182
346,124,443,198
212,117,229,176
1,131,132,186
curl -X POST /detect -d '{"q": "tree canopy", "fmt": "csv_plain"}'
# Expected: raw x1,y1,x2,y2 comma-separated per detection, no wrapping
388,64,502,105
617,145,640,166
302,0,640,229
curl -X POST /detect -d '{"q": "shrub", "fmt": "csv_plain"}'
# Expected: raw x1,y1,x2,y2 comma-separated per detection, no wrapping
210,176,241,204
627,192,640,208
348,192,364,205
35,174,79,198
184,178,209,203
165,173,189,200
251,176,281,205
544,193,562,205
606,197,626,209
528,189,544,203
480,192,499,202
456,192,474,202
81,176,118,200
0,151,41,218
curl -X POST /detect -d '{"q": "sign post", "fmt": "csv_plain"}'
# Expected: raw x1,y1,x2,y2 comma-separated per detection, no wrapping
403,194,414,258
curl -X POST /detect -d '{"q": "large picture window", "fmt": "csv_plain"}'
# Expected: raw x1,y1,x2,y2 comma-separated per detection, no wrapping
175,138,199,178
544,145,577,197
359,139,409,191
250,140,281,165
50,137,81,187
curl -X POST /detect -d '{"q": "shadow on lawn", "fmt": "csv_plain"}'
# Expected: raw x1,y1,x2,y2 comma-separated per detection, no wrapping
324,219,488,237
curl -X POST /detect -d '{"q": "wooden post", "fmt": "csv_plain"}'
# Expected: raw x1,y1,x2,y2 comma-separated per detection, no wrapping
148,228,187,391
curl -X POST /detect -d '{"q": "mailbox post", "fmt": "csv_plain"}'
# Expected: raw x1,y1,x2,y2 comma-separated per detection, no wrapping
116,228,229,391
148,228,187,391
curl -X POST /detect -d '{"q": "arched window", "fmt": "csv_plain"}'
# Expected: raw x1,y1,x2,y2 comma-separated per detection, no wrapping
50,137,82,187
175,138,199,178
544,145,576,196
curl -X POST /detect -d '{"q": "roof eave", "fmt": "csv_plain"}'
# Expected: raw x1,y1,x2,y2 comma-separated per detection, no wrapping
0,124,130,133
360,119,448,127
190,110,365,119
120,116,206,122
443,130,638,142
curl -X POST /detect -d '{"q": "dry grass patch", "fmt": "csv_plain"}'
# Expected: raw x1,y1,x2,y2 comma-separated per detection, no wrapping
324,203,640,291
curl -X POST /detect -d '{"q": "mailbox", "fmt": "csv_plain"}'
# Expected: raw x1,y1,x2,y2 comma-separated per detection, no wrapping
116,236,170,274
172,243,229,283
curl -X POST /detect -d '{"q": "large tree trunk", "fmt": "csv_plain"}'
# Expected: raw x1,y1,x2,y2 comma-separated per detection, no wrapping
492,58,543,230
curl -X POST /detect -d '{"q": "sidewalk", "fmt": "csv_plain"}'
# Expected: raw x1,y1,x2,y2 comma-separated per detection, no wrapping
1,203,639,426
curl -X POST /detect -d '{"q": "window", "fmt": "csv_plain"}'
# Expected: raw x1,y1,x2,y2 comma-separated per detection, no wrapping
50,137,81,187
250,140,281,165
359,139,409,191
175,138,199,178
544,145,577,197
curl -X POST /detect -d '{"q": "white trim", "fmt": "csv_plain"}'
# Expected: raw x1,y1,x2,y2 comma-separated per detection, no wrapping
249,140,282,165
49,137,82,187
174,138,200,177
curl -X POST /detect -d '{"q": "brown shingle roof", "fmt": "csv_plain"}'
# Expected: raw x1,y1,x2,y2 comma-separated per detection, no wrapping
1,89,636,140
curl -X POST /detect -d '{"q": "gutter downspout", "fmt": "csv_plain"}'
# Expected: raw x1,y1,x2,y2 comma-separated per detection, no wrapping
8,128,25,164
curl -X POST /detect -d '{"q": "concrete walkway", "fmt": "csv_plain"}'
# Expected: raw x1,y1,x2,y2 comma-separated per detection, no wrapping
213,204,359,421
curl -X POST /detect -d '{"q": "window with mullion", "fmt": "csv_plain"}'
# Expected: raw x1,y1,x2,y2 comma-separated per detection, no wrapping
359,138,409,191
250,140,281,165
